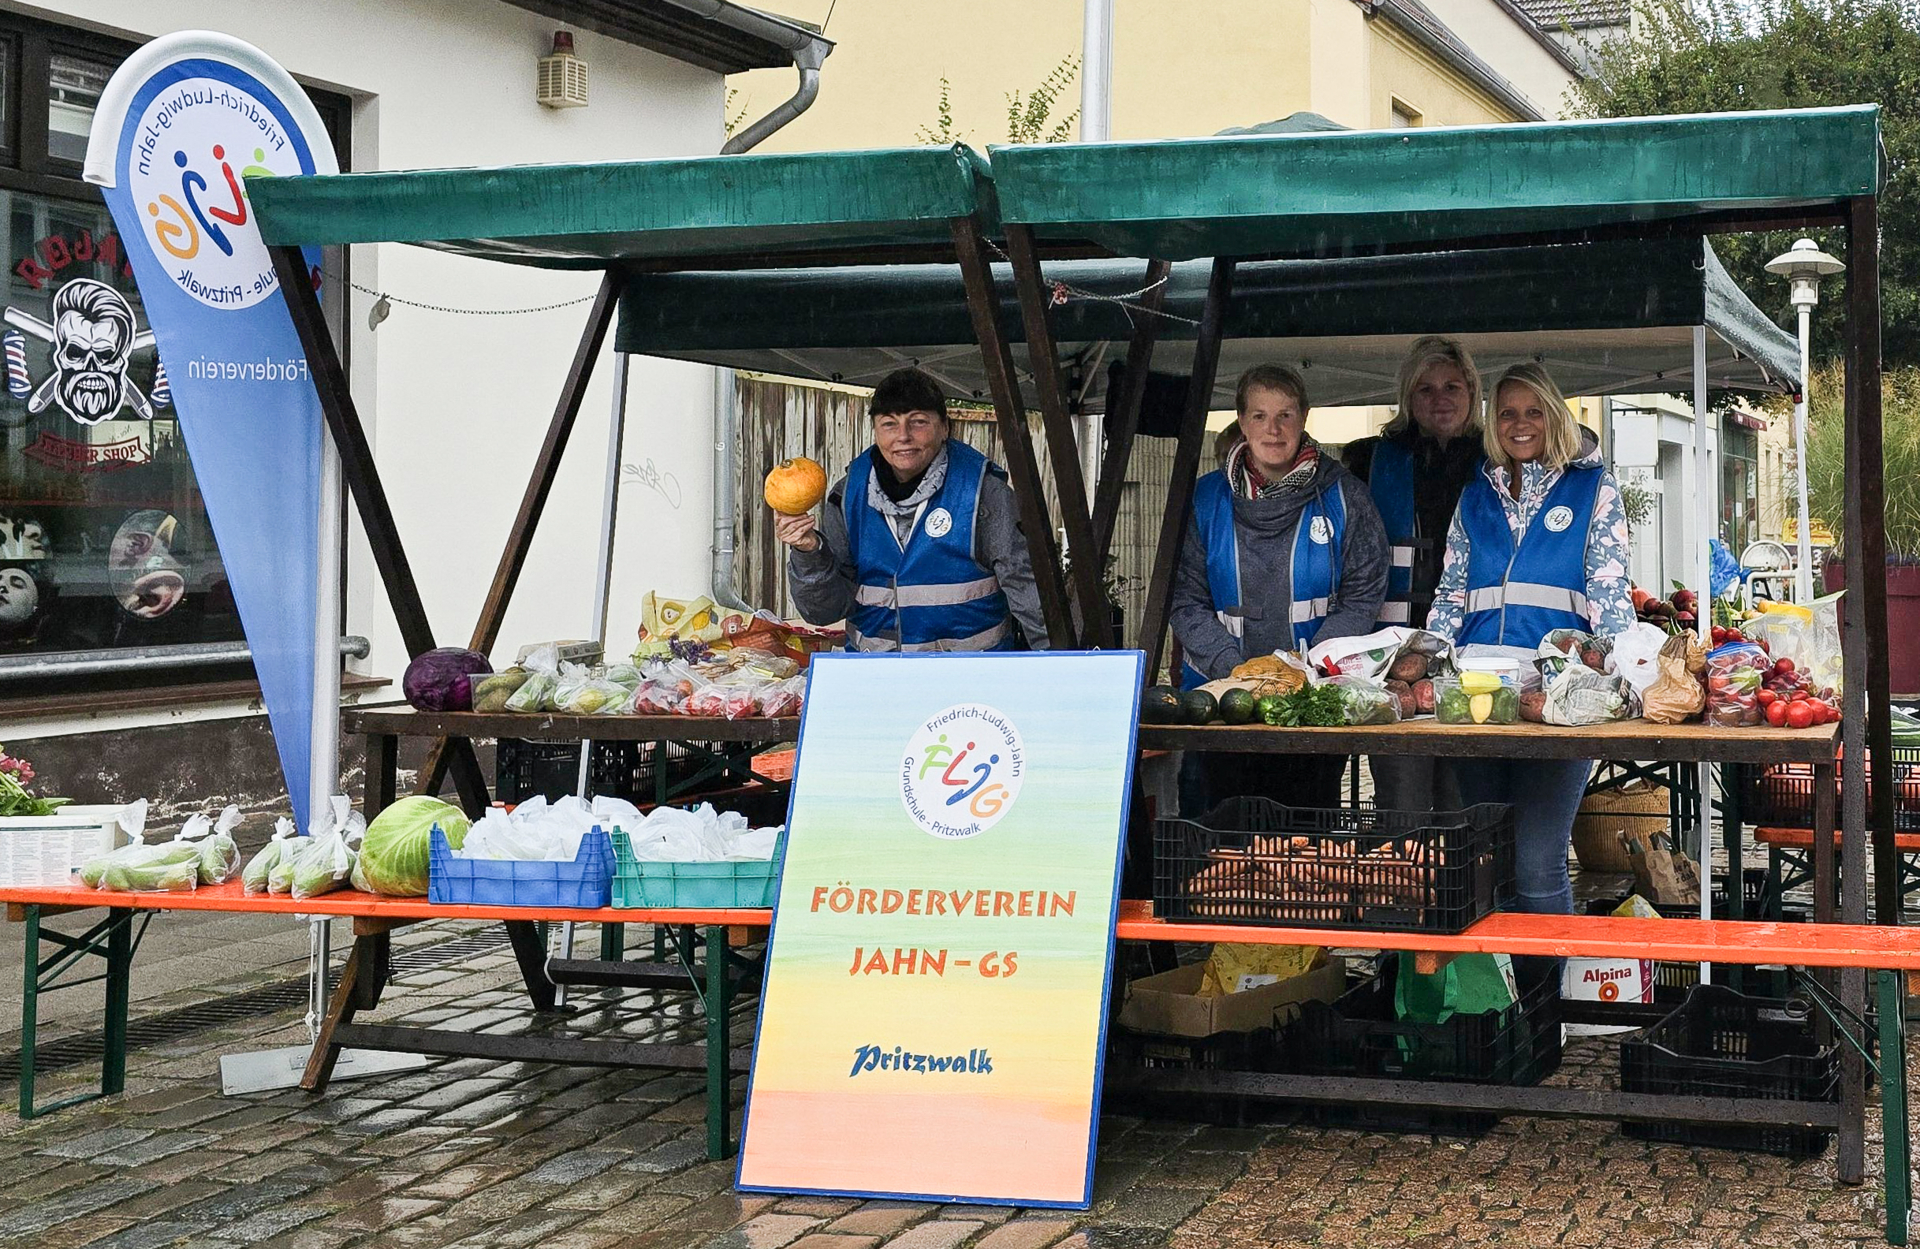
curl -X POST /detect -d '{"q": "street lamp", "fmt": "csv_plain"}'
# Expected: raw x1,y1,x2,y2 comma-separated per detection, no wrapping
1765,237,1845,601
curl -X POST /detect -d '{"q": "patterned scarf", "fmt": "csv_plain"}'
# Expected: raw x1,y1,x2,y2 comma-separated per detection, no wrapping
1227,435,1320,500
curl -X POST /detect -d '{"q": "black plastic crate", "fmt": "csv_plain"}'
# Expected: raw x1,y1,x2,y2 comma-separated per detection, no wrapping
1619,984,1838,1158
1110,1025,1280,1072
1738,749,1920,832
495,739,709,805
1154,798,1515,934
1283,954,1563,1136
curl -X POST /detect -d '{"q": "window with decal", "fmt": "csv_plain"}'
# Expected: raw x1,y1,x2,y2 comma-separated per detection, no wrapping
0,11,349,671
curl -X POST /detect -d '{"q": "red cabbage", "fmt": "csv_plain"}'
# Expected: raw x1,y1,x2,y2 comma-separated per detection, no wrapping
403,648,493,711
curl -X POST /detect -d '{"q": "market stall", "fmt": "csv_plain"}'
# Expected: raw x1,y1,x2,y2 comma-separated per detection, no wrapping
38,100,1891,1230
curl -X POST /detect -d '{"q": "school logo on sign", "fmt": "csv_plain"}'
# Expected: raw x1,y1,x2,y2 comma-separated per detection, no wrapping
127,78,304,308
899,703,1025,839
1544,505,1575,533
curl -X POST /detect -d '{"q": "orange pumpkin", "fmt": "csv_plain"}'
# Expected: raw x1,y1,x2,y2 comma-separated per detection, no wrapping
764,456,827,515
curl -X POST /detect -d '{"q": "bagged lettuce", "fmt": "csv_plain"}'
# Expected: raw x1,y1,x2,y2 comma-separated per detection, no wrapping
359,795,470,896
78,840,202,892
243,818,298,894
268,797,365,897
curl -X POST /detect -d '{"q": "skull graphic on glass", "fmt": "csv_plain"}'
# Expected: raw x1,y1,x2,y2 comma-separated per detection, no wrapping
36,280,138,425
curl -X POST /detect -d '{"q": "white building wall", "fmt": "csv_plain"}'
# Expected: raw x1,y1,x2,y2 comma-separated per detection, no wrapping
1417,0,1579,117
18,0,727,688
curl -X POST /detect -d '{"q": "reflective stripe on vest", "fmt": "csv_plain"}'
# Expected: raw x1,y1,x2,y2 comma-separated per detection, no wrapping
1184,470,1346,688
847,618,1011,653
1367,439,1417,626
842,441,1014,652
1457,462,1603,647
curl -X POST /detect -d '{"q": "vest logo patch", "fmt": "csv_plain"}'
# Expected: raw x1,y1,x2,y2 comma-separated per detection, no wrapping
1309,515,1333,545
924,508,954,538
1544,505,1575,533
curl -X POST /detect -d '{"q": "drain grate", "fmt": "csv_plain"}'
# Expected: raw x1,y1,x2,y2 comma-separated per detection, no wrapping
0,924,515,1082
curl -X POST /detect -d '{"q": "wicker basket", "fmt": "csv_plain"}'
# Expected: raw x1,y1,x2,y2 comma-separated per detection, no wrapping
1571,780,1669,874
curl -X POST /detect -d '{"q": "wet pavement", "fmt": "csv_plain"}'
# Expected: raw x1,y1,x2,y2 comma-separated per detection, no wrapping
0,919,1906,1249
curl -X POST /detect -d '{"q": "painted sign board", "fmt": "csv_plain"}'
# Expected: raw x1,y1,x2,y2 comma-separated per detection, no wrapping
738,651,1141,1207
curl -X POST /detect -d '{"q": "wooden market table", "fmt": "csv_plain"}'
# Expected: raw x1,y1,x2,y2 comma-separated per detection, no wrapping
344,708,799,817
3,881,770,1159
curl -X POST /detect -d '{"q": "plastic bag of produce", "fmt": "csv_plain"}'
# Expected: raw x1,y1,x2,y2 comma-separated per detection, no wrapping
78,838,203,892
1607,623,1669,697
1704,641,1769,727
358,795,471,896
558,673,629,715
758,674,805,718
685,669,764,719
1328,675,1401,725
290,826,359,900
243,817,298,894
471,668,532,713
1539,629,1611,672
1642,632,1708,725
1540,663,1638,726
173,804,244,885
269,797,365,895
1384,630,1452,684
505,644,560,712
1307,627,1411,681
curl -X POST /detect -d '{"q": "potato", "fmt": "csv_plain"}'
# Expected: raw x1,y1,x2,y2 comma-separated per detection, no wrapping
1384,678,1415,720
1581,646,1609,671
1412,679,1436,714
1519,689,1548,722
1388,652,1429,683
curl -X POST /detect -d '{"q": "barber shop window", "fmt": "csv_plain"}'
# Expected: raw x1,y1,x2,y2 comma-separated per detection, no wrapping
0,12,349,676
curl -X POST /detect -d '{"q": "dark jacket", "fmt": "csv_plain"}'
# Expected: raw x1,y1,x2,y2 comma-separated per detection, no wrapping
1342,427,1483,627
1170,452,1389,681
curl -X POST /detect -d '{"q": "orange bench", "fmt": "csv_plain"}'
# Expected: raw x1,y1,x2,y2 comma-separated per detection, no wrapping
3,881,770,1159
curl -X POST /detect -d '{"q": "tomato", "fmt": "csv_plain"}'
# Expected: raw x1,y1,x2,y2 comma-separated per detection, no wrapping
1774,657,1796,676
1767,699,1791,727
1787,702,1816,730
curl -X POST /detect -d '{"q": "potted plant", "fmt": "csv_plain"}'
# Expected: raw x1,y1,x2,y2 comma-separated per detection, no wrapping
1804,364,1920,695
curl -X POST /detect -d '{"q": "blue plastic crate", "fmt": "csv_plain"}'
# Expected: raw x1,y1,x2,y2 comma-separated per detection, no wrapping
609,828,783,909
428,825,615,908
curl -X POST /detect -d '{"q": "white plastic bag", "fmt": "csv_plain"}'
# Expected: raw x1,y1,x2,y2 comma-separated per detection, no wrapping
243,817,299,894
1607,622,1669,697
1306,627,1411,681
174,804,244,885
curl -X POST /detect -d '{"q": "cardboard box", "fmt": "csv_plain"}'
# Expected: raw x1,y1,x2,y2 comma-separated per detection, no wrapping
1117,957,1348,1038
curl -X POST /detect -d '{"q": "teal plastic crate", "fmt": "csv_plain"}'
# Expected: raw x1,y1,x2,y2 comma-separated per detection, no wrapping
610,827,783,909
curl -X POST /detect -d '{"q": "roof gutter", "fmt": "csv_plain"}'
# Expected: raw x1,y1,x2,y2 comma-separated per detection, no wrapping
1358,0,1549,122
661,2,833,610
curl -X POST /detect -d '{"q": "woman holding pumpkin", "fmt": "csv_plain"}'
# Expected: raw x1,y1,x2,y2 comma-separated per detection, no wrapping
771,367,1051,652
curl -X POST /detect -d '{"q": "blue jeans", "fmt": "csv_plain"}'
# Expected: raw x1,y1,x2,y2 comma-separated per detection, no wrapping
1454,756,1592,916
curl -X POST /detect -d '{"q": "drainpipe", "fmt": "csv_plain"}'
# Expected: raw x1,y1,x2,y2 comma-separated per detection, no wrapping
673,1,832,610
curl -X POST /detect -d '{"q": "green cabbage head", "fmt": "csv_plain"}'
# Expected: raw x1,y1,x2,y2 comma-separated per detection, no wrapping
359,795,470,896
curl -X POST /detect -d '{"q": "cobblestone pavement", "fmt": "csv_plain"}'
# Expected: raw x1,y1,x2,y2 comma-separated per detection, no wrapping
0,923,1908,1249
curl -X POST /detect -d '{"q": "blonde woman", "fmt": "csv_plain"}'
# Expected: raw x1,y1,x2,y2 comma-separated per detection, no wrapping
1426,363,1634,919
1343,336,1483,817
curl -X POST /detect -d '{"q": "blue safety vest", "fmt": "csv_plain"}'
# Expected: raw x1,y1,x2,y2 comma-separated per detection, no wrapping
1366,439,1418,628
842,441,1014,652
1182,469,1346,688
1457,462,1603,647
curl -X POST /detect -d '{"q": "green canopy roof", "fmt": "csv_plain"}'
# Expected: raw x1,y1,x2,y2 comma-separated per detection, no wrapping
614,238,1799,408
990,106,1881,260
249,145,996,267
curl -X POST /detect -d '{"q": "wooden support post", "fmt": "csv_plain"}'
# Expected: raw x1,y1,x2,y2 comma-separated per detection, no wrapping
417,273,626,799
1004,223,1111,647
1138,258,1236,684
366,733,398,822
1841,198,1898,925
506,920,559,1013
1093,259,1172,565
268,246,490,816
951,216,1076,648
1815,760,1838,924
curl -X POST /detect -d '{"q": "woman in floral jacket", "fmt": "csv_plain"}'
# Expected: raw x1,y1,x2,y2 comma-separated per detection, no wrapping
1426,363,1634,919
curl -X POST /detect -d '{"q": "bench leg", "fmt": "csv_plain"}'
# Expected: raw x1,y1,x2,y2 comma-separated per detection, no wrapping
101,908,131,1098
599,923,624,962
1884,970,1912,1245
18,905,39,1119
302,930,391,1092
505,920,559,1013
705,923,732,1161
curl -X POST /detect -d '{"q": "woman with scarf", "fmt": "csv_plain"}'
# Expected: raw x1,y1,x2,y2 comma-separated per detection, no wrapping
1171,363,1389,810
776,367,1050,652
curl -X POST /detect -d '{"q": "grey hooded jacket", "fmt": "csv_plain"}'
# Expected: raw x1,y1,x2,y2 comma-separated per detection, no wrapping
1170,453,1390,681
